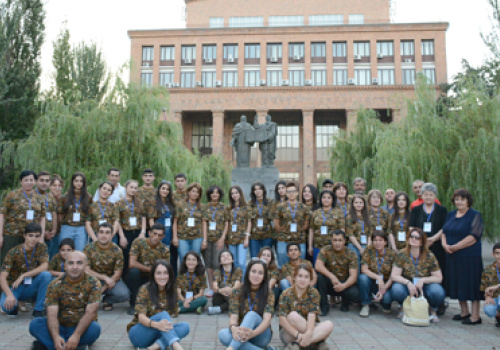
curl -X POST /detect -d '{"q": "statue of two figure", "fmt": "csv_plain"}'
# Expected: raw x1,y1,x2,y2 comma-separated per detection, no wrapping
231,114,277,168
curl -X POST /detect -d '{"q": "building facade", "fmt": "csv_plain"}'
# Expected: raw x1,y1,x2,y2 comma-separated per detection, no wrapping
128,0,448,185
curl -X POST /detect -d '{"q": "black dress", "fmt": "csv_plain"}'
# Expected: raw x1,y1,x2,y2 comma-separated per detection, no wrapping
410,203,448,294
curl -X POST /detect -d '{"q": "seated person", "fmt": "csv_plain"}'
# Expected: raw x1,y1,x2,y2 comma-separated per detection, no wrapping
211,250,242,315
29,251,101,350
280,243,316,291
84,222,130,311
177,251,208,314
127,260,190,350
257,246,280,306
0,222,51,318
279,263,333,350
48,238,75,278
480,242,500,327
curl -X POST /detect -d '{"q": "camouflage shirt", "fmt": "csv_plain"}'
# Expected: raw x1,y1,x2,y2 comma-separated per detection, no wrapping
281,259,313,280
116,198,145,231
268,267,280,283
172,190,186,206
274,201,311,244
35,190,57,232
480,262,500,298
368,207,390,232
45,273,101,327
213,267,243,288
203,202,229,242
388,212,410,250
49,253,65,273
229,286,275,323
177,271,207,297
174,201,204,240
269,199,285,240
361,246,397,281
225,205,251,245
0,189,46,237
57,192,92,227
1,243,49,285
86,201,119,233
136,186,156,207
346,214,373,244
394,250,440,280
317,245,358,282
309,207,345,248
248,200,274,240
130,238,170,275
278,286,320,322
83,242,124,277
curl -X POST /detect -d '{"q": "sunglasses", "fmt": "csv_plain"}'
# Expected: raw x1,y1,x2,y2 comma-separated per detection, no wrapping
410,235,421,240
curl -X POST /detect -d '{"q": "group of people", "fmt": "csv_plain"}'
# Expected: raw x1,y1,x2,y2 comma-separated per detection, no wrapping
0,169,499,350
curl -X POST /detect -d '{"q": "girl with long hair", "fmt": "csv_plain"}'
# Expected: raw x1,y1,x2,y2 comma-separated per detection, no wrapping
367,190,391,247
248,182,273,258
85,182,119,243
177,251,208,314
210,250,242,315
226,186,251,275
389,191,411,250
346,194,371,265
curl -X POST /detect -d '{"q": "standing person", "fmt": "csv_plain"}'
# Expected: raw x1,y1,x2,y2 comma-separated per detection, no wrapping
29,251,102,350
203,185,228,297
36,171,59,259
85,182,119,243
274,181,311,267
137,168,156,206
0,170,46,265
333,182,349,225
49,175,63,203
348,178,367,202
57,172,91,252
321,179,334,192
442,188,484,325
248,182,273,258
410,179,441,209
177,251,208,314
84,223,130,311
271,180,288,248
172,182,206,262
367,190,392,247
278,263,333,350
48,238,74,278
257,246,280,304
301,184,319,212
381,188,396,216
210,250,243,315
226,186,251,274
93,167,126,204
388,192,411,251
280,243,316,292
346,195,372,265
390,228,445,323
127,261,189,350
218,260,274,350
172,173,188,205
0,222,51,318
315,229,360,315
480,242,500,327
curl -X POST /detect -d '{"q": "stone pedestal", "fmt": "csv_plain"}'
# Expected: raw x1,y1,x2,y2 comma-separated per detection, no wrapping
231,167,280,200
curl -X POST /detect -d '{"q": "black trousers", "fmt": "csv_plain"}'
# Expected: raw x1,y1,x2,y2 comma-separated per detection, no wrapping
317,273,360,309
125,268,150,306
122,229,141,278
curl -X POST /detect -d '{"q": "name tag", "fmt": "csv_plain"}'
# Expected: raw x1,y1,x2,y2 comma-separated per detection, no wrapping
376,274,384,284
423,222,432,233
129,217,137,227
73,212,81,222
376,225,383,231
257,219,264,228
398,231,406,242
290,223,297,233
165,218,171,227
209,221,216,231
232,224,237,232
46,212,53,222
360,234,368,245
321,226,328,235
99,219,107,225
185,291,194,299
24,277,32,285
413,277,420,285
187,218,195,227
26,210,34,220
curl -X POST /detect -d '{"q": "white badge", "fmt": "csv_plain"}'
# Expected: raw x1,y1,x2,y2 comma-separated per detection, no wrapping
376,225,383,231
321,226,328,235
129,217,137,227
423,222,432,233
185,291,194,299
187,218,195,227
412,277,420,285
257,219,264,228
360,235,367,245
290,223,297,233
99,219,107,225
398,231,406,242
232,224,237,232
24,277,33,285
26,210,34,220
46,212,53,222
209,221,216,231
376,274,384,284
165,218,171,227
73,212,81,222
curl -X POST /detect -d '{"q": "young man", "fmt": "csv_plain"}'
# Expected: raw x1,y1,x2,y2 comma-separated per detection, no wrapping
410,179,441,209
83,222,130,311
136,168,156,205
173,173,188,205
381,188,396,215
321,179,334,192
125,223,170,315
36,171,59,258
93,167,125,203
29,251,102,350
280,243,317,291
0,222,51,318
315,229,360,315
481,242,500,327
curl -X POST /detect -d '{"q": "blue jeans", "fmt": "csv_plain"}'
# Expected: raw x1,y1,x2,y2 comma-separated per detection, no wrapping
312,247,321,267
357,273,392,309
280,278,292,292
276,241,306,269
347,243,366,269
249,238,273,258
229,244,248,276
390,282,445,311
1,271,51,313
178,237,203,262
129,311,190,350
484,297,500,318
29,318,101,350
219,311,272,350
46,236,60,259
60,225,88,251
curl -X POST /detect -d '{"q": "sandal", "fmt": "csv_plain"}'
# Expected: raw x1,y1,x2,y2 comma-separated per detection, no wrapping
103,302,113,311
429,314,440,323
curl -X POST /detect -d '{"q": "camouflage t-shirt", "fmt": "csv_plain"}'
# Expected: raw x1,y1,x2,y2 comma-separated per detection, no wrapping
86,201,119,233
388,212,410,250
115,198,146,231
203,202,229,242
225,205,251,245
36,190,57,233
248,200,274,240
317,245,358,282
269,199,285,240
177,272,207,297
480,262,500,298
57,192,92,227
172,190,186,206
281,259,313,279
130,238,170,276
394,250,440,280
361,246,397,281
213,267,243,288
45,273,101,327
346,214,373,244
278,286,320,322
136,186,156,207
274,201,311,244
268,267,280,283
48,253,65,273
174,201,204,240
1,243,49,285
229,286,275,323
368,207,390,233
83,242,124,277
309,208,345,248
0,189,46,237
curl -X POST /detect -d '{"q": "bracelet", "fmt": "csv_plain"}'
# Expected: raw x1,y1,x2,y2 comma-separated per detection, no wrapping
149,319,153,328
244,232,251,236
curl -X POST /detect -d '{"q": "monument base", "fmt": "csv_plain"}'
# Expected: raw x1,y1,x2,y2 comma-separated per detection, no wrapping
231,167,280,200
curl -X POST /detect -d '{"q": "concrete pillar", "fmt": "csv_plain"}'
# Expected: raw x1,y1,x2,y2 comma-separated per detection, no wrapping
346,109,358,134
212,111,225,156
302,110,315,186
370,39,377,83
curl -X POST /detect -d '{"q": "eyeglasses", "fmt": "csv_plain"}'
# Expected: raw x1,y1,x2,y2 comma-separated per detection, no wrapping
410,235,421,240
286,190,297,194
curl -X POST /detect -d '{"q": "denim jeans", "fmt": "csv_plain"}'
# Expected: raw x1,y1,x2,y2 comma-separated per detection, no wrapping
276,241,306,269
312,247,321,267
280,278,292,292
357,273,392,309
178,237,203,262
484,297,500,318
1,271,52,313
229,244,248,276
60,225,88,251
101,279,130,304
29,318,101,350
129,311,189,350
390,282,445,311
46,235,60,259
219,311,272,350
178,296,208,313
249,238,273,258
347,243,366,270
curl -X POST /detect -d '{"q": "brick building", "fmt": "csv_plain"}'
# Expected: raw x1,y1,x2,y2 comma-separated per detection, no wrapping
128,0,448,186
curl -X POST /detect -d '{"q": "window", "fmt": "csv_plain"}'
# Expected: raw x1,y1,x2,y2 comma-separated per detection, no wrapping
159,72,174,86
354,42,370,57
423,69,436,84
223,71,238,87
332,42,347,57
229,16,263,27
202,72,216,87
267,43,282,59
289,70,304,86
181,72,195,88
376,41,394,56
224,44,238,59
142,46,154,65
309,15,343,25
267,70,283,86
276,123,300,161
269,16,304,27
311,70,326,86
160,46,175,61
333,69,347,85
421,40,435,55
402,69,416,85
289,43,304,58
244,70,260,87
401,40,415,56
245,44,260,59
141,73,153,87
203,45,216,60
349,14,364,24
355,69,371,85
316,123,340,161
181,45,196,61
191,121,212,156
280,172,300,182
311,42,326,58
377,69,395,85
209,17,224,28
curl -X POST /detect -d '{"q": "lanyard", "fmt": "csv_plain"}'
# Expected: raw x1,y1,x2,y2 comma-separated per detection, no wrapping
425,203,435,222
61,261,64,272
357,219,365,233
223,268,232,283
248,291,259,311
124,198,134,216
162,202,170,213
188,202,196,217
35,189,49,210
257,202,263,217
23,244,37,271
411,254,419,276
210,205,218,221
371,208,381,225
288,201,298,220
376,249,385,274
23,191,33,210
321,207,332,225
233,207,239,222
399,215,405,230
98,201,107,218
187,271,196,291
75,195,82,212
337,201,348,216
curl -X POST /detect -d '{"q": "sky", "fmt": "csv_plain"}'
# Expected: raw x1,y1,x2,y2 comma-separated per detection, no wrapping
39,0,493,91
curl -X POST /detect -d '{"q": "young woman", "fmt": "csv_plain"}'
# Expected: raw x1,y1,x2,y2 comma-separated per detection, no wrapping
211,250,243,315
85,182,119,242
301,184,319,212
346,194,372,264
226,186,251,275
278,263,333,350
257,246,280,305
358,231,397,317
367,190,392,247
248,182,273,258
218,260,274,350
172,183,206,262
389,192,411,251
58,172,92,251
48,238,75,278
177,251,208,314
390,228,445,323
147,181,176,247
49,175,63,202
332,182,349,222
128,261,189,350
271,181,288,247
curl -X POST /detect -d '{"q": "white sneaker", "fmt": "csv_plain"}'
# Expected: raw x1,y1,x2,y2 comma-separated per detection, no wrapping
205,289,214,297
208,306,221,315
359,305,370,317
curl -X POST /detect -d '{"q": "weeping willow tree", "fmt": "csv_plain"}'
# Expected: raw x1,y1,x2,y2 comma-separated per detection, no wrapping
9,80,231,197
330,76,500,239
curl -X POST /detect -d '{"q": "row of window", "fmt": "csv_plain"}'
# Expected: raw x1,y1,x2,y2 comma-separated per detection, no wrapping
142,40,435,64
142,68,436,87
208,14,364,28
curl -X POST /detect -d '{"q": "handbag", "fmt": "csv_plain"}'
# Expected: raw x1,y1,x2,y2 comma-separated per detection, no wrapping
402,295,430,326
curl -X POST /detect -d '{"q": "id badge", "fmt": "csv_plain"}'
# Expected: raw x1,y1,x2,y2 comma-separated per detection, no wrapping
185,291,194,299
321,226,328,235
398,231,406,242
360,235,367,245
290,223,297,233
232,224,237,232
99,219,106,225
423,222,432,233
24,277,33,285
376,225,383,231
187,217,195,227
46,212,53,222
257,219,264,228
412,277,420,285
129,217,137,227
376,274,384,284
165,218,171,227
73,212,81,222
26,210,34,220
209,221,216,231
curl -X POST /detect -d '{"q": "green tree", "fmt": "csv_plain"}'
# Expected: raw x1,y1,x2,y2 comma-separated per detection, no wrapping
52,24,74,104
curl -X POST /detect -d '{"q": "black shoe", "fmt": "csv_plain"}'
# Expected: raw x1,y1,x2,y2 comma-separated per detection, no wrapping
496,316,500,327
6,308,18,318
127,306,135,315
32,310,46,318
437,302,447,316
340,303,349,312
452,313,470,321
462,317,481,325
31,341,47,350
320,307,329,316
